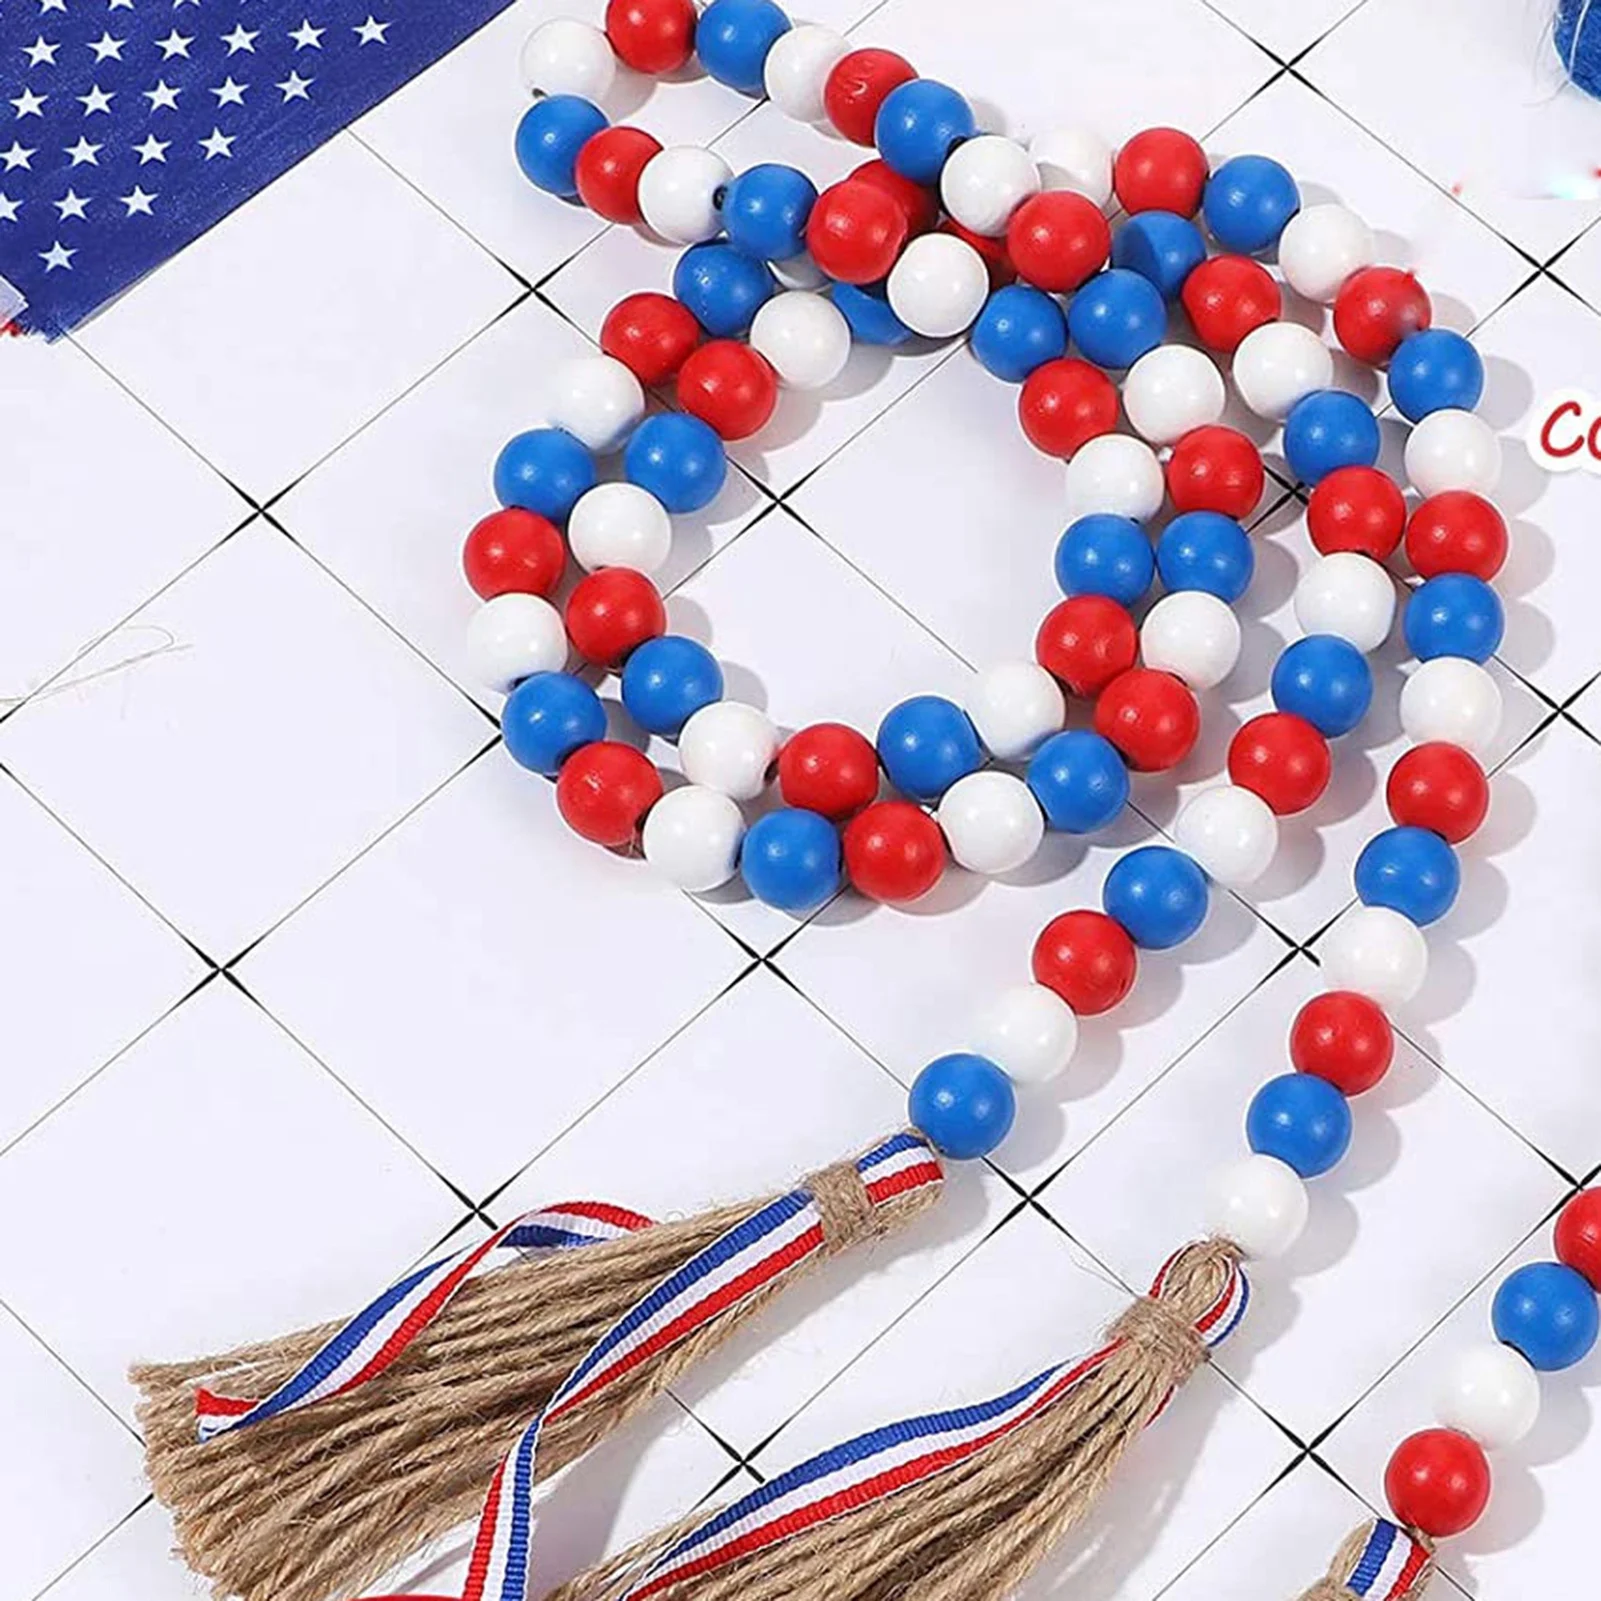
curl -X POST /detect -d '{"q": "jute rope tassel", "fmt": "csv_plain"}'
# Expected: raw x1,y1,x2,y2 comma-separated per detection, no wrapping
542,1237,1247,1601
1293,1519,1435,1601
134,1134,942,1601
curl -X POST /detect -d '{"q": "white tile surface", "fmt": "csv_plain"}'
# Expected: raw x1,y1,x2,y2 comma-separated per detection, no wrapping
0,522,490,960
75,135,522,501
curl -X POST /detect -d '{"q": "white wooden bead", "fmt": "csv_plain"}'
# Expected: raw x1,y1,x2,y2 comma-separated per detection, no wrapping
466,593,567,693
519,19,616,101
548,355,645,453
763,24,849,122
1029,127,1113,208
1434,1343,1542,1450
936,770,1045,875
568,483,672,575
1399,657,1502,757
749,291,851,390
1063,434,1165,522
1124,344,1226,446
966,662,1065,761
1205,1154,1309,1259
976,983,1079,1085
678,701,780,801
641,785,745,893
1321,906,1428,1008
638,147,732,244
1233,322,1335,420
1174,785,1278,888
1405,409,1503,498
1140,590,1241,690
887,233,990,338
1293,552,1397,653
940,135,1041,237
1277,204,1375,304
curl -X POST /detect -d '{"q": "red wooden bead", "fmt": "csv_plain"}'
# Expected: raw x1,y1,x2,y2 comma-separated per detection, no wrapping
843,800,946,902
574,125,662,224
1006,191,1111,293
823,47,916,145
806,179,908,285
676,340,778,441
1166,425,1265,520
1113,127,1209,218
851,158,938,237
1036,595,1138,697
1290,991,1394,1096
1228,712,1332,815
462,508,565,600
1093,668,1200,772
1019,358,1120,459
1555,1190,1601,1290
779,723,881,820
1386,743,1490,844
1405,491,1509,581
1385,1429,1491,1539
1033,909,1139,1016
1181,254,1282,354
1307,466,1408,561
940,218,1016,288
1334,267,1433,366
604,0,697,75
565,568,667,667
556,741,664,849
601,292,701,385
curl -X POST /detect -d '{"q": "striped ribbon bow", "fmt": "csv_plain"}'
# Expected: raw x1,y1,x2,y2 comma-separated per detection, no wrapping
615,1245,1250,1601
195,1201,655,1440
459,1131,942,1601
1340,1521,1433,1600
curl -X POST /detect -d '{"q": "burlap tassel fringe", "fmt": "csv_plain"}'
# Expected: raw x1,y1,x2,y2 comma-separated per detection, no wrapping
133,1146,941,1601
544,1237,1243,1601
1294,1519,1436,1601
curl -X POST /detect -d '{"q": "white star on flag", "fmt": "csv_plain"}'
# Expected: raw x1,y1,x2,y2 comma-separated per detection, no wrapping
88,33,127,63
39,0,68,14
64,136,102,166
289,20,325,49
119,185,156,216
355,16,391,44
145,81,182,112
213,78,249,107
199,126,236,160
2,142,36,170
133,134,170,164
222,25,261,54
54,188,89,220
11,88,48,118
0,193,21,223
24,36,61,67
276,70,313,102
78,86,116,116
156,31,195,60
39,239,74,270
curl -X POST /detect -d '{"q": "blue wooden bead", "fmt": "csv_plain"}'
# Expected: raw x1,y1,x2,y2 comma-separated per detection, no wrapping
672,242,776,338
874,79,976,184
1155,511,1254,603
1055,513,1155,605
1112,210,1208,301
1493,1261,1601,1371
697,0,792,94
1271,634,1373,738
621,635,724,736
501,672,607,776
971,285,1068,382
1246,1071,1353,1178
720,163,818,261
1067,268,1167,370
908,1052,1016,1159
1102,844,1209,950
1283,390,1382,486
1403,573,1504,664
1204,154,1301,255
1355,825,1461,927
624,413,728,513
514,95,608,198
832,282,914,346
876,695,983,802
1026,730,1130,833
740,807,841,912
1388,330,1485,422
494,428,597,522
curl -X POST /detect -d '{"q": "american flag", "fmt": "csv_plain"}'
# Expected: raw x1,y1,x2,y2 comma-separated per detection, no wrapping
0,0,515,337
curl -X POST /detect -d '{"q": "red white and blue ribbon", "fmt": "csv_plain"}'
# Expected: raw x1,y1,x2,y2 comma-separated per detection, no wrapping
459,1131,943,1601
1341,1521,1432,1600
195,1201,653,1442
612,1245,1249,1601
